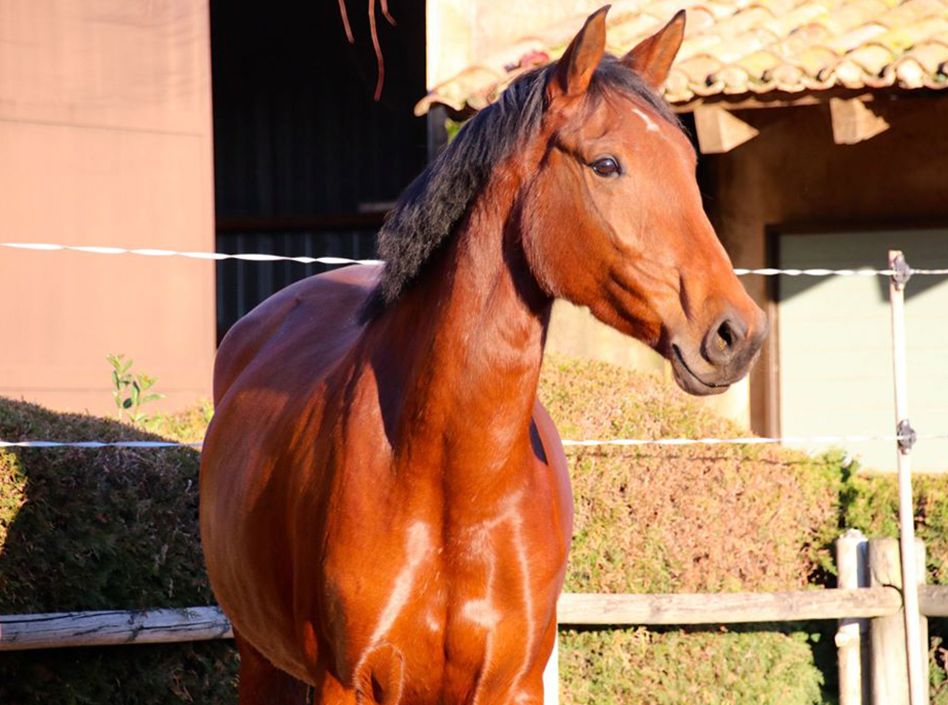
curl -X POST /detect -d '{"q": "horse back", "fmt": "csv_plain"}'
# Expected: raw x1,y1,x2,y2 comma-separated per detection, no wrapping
212,263,382,404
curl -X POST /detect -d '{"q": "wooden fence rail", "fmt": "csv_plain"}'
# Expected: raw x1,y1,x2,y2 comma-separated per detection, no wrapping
0,606,232,651
3,536,945,705
557,587,906,624
4,584,948,652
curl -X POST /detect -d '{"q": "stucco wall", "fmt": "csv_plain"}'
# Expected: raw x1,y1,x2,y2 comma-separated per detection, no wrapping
0,2,215,416
701,94,948,434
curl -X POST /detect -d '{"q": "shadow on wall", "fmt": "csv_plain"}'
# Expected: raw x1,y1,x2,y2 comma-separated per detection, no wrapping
777,228,948,304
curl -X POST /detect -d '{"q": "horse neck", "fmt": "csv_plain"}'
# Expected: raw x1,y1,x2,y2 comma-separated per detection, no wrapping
372,167,552,491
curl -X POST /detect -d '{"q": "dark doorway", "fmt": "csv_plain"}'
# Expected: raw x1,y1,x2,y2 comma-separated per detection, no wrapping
210,1,427,340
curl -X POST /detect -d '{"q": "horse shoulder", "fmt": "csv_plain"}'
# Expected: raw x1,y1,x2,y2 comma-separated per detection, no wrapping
201,264,384,678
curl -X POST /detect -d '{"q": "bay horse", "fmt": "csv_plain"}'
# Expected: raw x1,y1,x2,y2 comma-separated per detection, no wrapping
200,7,767,705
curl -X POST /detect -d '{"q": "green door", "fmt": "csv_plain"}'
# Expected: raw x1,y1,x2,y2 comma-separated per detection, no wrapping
777,228,948,472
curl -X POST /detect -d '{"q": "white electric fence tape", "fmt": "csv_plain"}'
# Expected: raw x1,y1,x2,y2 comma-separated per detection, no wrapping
733,267,948,276
3,434,947,450
2,241,947,450
0,242,380,266
0,440,204,449
561,433,948,447
4,243,948,276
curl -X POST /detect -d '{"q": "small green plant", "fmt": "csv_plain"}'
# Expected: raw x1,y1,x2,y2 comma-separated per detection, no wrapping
445,117,464,143
106,353,164,425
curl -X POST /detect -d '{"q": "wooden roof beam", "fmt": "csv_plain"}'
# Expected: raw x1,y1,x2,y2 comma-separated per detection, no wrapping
829,97,890,145
693,105,759,154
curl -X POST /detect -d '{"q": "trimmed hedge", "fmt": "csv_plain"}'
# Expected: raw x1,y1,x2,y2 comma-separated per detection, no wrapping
542,354,843,593
560,628,823,705
2,356,947,703
540,355,841,704
843,472,948,587
0,398,238,704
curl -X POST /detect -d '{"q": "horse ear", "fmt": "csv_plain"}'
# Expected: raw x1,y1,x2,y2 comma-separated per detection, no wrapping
548,6,609,102
621,10,686,89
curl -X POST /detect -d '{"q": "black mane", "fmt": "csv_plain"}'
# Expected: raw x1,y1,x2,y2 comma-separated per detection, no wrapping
361,56,681,319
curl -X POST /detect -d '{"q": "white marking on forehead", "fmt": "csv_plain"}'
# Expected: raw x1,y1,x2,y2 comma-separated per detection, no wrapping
632,107,659,133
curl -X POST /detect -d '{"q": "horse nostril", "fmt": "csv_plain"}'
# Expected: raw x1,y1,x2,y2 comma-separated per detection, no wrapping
703,315,747,366
717,320,735,352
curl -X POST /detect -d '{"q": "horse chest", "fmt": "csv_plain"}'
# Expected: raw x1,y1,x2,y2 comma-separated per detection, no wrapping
319,494,566,705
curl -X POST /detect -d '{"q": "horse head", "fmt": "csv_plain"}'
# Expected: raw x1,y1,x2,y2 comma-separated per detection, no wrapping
518,7,768,395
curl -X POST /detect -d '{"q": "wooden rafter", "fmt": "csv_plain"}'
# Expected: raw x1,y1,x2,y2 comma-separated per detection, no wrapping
693,105,759,154
829,97,890,145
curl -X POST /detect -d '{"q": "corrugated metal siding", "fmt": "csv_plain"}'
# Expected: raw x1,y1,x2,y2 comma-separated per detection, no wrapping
215,229,378,337
210,1,426,338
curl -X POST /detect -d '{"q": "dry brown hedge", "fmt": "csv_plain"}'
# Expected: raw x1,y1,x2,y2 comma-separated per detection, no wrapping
540,355,842,595
539,355,842,704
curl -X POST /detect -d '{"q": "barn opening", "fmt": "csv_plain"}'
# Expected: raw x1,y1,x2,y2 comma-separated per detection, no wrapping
209,1,428,341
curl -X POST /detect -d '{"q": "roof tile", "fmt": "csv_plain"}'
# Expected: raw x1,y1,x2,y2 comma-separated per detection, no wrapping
417,0,948,114
846,42,898,73
763,6,834,38
825,22,889,51
822,0,890,35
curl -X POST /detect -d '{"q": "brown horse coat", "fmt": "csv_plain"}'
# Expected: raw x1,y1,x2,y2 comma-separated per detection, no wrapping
200,8,766,705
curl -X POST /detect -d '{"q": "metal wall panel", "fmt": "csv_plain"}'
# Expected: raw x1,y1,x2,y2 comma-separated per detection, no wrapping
215,229,378,340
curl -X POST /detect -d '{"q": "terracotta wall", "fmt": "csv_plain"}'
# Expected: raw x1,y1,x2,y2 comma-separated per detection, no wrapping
0,1,215,416
701,94,948,434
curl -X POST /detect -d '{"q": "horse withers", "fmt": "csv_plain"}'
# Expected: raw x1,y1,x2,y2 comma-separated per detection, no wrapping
200,7,767,705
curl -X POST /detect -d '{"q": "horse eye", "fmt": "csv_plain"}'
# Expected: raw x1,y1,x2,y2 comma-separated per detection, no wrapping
590,156,621,178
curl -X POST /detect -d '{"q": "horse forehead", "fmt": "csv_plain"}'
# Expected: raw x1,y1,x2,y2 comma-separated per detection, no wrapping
612,98,695,161
611,97,683,147
563,94,679,149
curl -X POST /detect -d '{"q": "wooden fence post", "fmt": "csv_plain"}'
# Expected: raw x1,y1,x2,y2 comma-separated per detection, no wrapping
837,529,870,705
869,537,928,705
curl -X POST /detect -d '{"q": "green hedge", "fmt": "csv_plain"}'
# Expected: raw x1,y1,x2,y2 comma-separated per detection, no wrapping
842,470,948,705
541,356,948,705
560,628,823,705
2,356,947,703
0,398,238,704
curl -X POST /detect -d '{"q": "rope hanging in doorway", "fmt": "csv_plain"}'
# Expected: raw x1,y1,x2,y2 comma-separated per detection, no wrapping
337,0,397,100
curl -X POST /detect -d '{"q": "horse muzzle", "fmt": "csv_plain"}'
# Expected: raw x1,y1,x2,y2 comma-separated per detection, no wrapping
669,308,768,396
